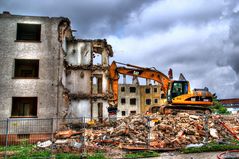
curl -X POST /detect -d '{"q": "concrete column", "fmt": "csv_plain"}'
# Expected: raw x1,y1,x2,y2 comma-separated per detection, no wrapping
123,75,126,84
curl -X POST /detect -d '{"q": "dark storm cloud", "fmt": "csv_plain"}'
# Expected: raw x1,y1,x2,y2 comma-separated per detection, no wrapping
124,0,225,36
1,0,239,98
0,0,156,38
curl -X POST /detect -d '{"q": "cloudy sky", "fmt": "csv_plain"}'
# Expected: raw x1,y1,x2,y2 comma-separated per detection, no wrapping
1,0,239,99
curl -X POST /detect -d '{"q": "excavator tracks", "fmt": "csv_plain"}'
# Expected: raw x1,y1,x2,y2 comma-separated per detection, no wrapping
160,105,212,115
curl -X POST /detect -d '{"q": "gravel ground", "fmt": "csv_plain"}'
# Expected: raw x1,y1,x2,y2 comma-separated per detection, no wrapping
145,151,226,159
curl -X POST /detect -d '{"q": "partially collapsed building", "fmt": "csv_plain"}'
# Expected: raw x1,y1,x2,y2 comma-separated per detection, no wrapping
0,11,113,120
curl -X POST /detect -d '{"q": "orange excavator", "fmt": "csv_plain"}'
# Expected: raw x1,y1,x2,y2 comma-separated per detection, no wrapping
108,61,213,114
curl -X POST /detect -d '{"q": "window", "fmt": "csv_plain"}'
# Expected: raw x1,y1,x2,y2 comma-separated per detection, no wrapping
130,87,136,93
16,23,41,41
14,59,39,78
130,98,136,105
154,88,158,93
121,98,126,104
145,88,150,94
93,75,102,94
11,97,37,117
154,98,158,104
146,99,151,105
130,111,136,115
121,87,125,92
122,111,126,116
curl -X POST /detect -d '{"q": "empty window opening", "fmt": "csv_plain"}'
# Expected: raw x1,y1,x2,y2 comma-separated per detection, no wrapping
146,99,151,105
98,103,103,122
161,94,166,98
11,97,37,117
122,111,126,116
154,88,158,93
130,111,136,115
93,53,102,65
154,99,158,104
145,88,150,94
93,75,102,94
16,23,41,41
14,59,39,78
130,98,136,105
130,87,136,93
121,98,126,104
121,87,125,92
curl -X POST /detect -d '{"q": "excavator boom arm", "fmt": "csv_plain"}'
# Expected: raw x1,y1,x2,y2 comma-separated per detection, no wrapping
108,61,170,107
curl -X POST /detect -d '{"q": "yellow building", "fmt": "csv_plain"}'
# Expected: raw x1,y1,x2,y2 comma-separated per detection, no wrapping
140,84,164,113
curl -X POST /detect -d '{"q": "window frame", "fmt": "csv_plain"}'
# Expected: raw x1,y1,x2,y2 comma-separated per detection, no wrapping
130,98,137,105
11,97,38,118
13,59,40,79
16,23,41,42
146,99,151,105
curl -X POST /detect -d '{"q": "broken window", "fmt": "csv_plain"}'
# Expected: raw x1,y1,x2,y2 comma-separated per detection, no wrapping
130,111,136,115
93,75,103,94
130,98,136,105
122,111,126,116
121,87,125,92
11,97,37,117
129,87,136,93
154,98,158,104
154,88,158,93
14,59,39,78
16,23,41,41
145,88,150,94
121,98,126,104
146,99,151,105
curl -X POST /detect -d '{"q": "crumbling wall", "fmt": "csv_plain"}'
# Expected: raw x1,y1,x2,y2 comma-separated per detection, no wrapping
61,39,113,120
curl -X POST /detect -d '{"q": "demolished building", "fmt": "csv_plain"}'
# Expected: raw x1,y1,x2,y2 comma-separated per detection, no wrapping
0,11,113,120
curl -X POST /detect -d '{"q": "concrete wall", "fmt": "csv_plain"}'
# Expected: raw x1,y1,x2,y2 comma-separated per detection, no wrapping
140,84,162,113
117,84,141,118
0,12,114,124
62,39,113,119
0,12,67,119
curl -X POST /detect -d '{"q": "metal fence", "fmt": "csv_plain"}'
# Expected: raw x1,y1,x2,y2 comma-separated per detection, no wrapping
0,114,238,158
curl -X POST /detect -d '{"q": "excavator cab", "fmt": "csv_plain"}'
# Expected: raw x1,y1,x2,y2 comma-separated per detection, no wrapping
167,80,189,103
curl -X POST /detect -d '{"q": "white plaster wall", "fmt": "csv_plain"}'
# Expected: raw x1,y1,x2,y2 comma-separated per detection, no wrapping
92,100,109,119
66,42,91,66
69,100,91,118
92,70,108,93
64,70,91,94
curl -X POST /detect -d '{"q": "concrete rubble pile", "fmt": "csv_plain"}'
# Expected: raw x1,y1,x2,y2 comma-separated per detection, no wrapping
38,114,238,151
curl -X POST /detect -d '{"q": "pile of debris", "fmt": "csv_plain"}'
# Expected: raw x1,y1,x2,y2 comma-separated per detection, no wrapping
38,113,238,151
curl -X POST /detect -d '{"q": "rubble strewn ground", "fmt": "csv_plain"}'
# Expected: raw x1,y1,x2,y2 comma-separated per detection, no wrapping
48,113,239,154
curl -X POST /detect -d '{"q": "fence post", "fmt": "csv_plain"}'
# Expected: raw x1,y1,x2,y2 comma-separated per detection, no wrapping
51,118,54,157
4,118,9,159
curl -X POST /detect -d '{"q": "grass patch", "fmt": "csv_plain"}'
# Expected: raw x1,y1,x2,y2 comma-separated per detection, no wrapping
56,153,81,159
1,145,108,159
181,142,239,154
124,151,159,158
87,152,108,159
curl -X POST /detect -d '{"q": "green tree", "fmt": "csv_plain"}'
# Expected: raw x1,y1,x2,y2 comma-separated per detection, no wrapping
211,98,230,114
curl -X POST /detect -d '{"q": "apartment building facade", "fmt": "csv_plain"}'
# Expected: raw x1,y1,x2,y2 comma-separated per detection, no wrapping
0,12,113,120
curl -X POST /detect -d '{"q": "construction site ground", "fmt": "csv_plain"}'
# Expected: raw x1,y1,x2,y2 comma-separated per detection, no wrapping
146,151,224,159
